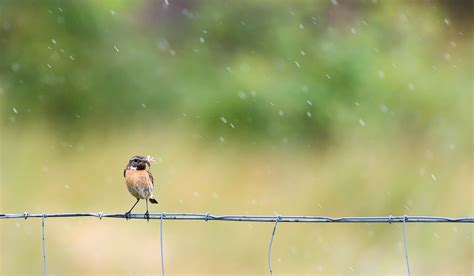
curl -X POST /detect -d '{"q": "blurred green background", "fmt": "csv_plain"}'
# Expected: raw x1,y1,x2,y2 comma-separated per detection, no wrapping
1,0,472,274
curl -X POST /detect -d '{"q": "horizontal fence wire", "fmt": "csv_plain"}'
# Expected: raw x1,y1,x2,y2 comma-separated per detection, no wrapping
2,212,473,276
0,212,474,223
1,213,473,223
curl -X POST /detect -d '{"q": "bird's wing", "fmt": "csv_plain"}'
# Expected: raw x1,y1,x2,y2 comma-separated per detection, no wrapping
147,170,154,188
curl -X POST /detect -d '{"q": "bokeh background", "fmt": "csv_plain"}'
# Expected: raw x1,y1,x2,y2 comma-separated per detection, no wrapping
1,0,472,274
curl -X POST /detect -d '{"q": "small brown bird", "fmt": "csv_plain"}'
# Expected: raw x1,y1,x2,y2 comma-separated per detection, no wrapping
124,155,158,221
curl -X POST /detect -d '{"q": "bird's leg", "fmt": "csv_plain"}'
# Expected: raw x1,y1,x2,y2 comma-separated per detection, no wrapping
125,198,140,220
145,199,150,222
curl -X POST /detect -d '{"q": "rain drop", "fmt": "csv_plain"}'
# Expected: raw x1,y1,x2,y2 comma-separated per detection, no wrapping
378,70,385,79
11,63,20,72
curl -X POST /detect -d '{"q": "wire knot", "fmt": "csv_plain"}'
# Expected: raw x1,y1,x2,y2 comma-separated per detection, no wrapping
276,214,282,222
204,213,211,222
98,212,103,220
160,212,165,220
404,215,408,223
23,211,29,220
388,215,393,224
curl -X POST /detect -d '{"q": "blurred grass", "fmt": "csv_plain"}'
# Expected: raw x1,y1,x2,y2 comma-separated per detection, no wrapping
1,125,472,274
1,0,473,274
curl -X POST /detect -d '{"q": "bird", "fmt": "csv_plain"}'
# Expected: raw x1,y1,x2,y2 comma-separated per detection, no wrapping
123,155,158,221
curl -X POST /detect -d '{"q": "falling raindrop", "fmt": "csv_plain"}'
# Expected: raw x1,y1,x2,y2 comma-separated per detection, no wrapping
377,70,385,79
238,90,248,100
11,63,20,72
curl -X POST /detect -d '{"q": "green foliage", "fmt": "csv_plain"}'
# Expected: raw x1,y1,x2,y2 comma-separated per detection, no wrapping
0,1,471,144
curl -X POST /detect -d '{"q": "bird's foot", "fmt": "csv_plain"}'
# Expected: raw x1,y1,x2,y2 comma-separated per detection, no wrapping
125,211,132,220
145,211,150,222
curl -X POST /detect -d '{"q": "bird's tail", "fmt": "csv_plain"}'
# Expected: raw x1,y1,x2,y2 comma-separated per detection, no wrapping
149,197,158,204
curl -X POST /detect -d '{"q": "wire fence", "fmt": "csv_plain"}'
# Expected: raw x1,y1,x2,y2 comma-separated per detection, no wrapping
1,212,473,276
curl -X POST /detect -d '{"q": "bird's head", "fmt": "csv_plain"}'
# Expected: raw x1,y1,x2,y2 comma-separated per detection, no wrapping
127,155,151,170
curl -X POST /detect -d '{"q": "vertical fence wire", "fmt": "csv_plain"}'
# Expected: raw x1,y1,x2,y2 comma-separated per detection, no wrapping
160,213,165,276
402,215,411,276
41,213,48,276
268,215,281,276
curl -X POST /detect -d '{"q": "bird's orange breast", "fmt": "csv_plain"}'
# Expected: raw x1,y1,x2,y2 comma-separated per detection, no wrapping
125,169,152,199
125,169,151,187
